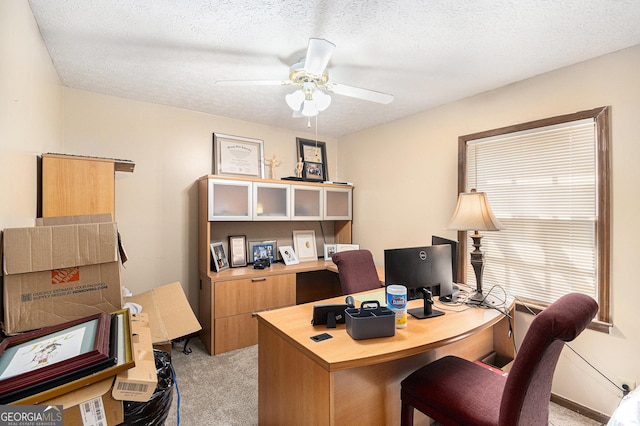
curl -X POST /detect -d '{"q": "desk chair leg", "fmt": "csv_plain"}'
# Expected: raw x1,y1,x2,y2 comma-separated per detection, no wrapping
401,401,414,425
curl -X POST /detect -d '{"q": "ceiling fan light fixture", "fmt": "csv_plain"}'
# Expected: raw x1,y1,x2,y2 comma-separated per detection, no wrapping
313,89,331,111
301,99,318,117
285,90,305,110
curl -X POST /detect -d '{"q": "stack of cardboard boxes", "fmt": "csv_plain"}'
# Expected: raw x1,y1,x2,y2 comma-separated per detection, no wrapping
1,215,200,425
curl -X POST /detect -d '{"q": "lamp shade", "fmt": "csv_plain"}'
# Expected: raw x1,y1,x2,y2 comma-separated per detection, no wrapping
446,190,504,231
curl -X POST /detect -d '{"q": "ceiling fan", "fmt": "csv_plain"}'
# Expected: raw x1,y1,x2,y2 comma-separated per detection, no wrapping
215,38,394,117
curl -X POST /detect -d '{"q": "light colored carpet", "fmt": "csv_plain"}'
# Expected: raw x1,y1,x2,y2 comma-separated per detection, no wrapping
163,337,601,426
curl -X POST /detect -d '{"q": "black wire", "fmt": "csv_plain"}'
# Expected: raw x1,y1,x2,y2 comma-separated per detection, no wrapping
563,342,625,393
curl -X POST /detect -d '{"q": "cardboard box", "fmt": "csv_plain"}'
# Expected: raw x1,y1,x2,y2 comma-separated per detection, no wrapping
112,314,157,402
2,221,122,334
42,378,124,426
126,281,201,344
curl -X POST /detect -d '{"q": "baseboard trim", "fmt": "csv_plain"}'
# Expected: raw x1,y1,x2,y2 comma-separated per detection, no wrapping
551,393,610,424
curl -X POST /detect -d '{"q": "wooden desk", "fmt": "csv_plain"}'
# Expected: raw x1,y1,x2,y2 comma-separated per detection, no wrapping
257,291,515,426
199,260,385,355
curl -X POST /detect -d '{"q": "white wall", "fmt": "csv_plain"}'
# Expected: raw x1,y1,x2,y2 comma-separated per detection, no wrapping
61,88,337,307
0,1,63,229
339,45,640,417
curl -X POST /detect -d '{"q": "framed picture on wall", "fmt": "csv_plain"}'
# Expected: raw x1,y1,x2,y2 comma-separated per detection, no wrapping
297,137,328,181
228,235,247,268
213,133,265,178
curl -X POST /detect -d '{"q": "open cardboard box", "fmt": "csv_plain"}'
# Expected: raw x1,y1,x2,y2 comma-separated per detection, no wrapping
112,282,201,402
126,281,201,344
112,314,157,402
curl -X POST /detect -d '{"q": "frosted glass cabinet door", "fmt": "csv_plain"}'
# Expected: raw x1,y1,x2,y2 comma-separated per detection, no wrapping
324,187,352,220
291,185,323,220
253,182,290,220
208,178,253,221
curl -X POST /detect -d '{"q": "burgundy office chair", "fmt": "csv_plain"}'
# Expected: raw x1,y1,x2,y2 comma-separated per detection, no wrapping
400,292,598,426
331,249,381,294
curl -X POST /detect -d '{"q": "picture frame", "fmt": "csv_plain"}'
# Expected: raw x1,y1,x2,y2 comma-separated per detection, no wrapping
248,240,277,264
213,133,265,178
303,161,324,181
293,230,318,262
297,137,328,181
336,243,360,253
210,242,229,272
4,309,134,405
279,246,299,266
0,313,112,401
324,244,337,261
228,235,247,268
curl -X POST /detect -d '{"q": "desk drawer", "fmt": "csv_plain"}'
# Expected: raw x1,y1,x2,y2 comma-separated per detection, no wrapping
214,273,295,318
215,313,258,354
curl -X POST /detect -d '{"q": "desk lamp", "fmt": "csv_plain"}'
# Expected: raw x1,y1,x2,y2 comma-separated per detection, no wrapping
446,189,503,306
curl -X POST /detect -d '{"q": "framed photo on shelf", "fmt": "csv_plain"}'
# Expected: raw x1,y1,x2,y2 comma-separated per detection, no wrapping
336,243,360,252
303,161,324,181
213,133,265,178
324,244,337,261
248,240,277,264
0,313,112,401
293,230,318,262
228,235,247,268
210,242,229,272
297,137,328,181
279,246,299,266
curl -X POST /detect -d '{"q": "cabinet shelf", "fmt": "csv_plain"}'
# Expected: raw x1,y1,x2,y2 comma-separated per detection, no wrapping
197,175,354,355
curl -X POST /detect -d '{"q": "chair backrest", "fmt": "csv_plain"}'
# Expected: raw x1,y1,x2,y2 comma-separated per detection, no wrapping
499,293,598,425
331,249,381,294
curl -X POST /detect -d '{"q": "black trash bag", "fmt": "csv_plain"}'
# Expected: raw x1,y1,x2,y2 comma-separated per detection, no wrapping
120,349,174,425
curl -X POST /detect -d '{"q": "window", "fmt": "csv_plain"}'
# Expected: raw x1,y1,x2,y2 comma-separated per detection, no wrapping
457,107,610,327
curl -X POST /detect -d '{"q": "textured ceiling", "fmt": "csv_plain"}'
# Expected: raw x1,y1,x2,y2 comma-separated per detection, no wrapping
29,0,640,137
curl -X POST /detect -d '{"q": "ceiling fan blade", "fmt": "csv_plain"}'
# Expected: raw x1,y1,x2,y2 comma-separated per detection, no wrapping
215,80,290,86
326,82,394,104
304,38,335,77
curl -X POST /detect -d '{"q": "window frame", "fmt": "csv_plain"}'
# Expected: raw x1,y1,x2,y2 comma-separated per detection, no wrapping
457,106,610,328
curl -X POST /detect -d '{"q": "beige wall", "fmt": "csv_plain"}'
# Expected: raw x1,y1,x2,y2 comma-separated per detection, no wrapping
0,1,63,228
3,1,639,418
339,45,640,417
61,88,337,306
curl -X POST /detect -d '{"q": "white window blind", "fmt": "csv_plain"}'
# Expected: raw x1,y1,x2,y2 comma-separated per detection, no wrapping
465,118,597,305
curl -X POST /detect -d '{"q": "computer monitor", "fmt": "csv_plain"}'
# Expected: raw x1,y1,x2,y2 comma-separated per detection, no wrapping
384,245,453,301
431,235,458,284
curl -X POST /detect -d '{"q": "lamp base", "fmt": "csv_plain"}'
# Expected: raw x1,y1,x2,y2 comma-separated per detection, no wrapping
466,291,501,308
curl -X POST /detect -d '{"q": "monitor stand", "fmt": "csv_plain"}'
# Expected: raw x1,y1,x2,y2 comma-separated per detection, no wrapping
408,288,445,319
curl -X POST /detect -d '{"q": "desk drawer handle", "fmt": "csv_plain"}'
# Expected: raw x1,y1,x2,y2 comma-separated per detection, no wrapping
251,277,267,282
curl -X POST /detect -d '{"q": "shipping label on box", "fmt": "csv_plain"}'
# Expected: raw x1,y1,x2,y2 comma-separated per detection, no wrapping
112,319,157,402
42,377,123,426
2,222,122,334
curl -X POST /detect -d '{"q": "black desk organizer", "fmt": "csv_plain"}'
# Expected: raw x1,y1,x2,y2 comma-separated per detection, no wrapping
345,300,396,340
